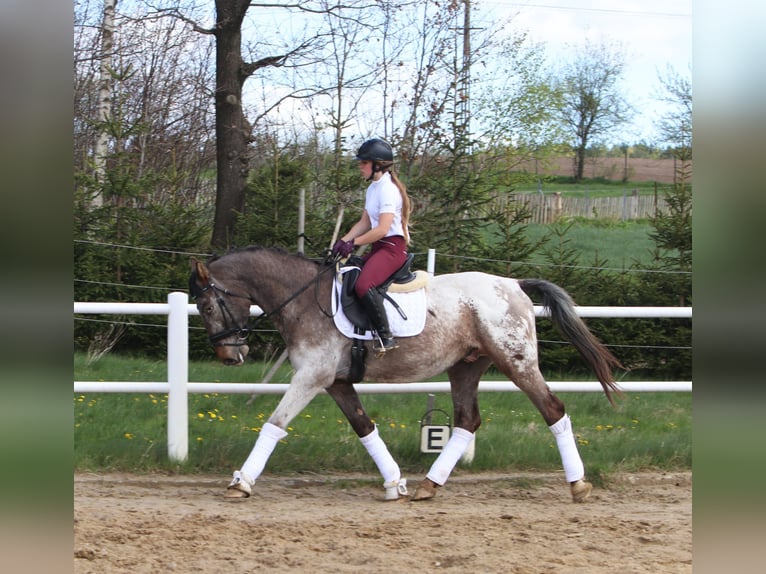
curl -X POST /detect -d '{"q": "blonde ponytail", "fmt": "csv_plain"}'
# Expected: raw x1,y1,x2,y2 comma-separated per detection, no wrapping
390,171,411,245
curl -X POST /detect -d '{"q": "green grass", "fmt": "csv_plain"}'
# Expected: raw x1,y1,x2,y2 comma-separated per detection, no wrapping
74,354,691,479
522,219,658,268
513,177,660,196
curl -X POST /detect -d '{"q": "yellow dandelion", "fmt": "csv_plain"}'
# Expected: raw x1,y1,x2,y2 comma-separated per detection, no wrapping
124,433,134,439
389,422,396,428
196,436,204,441
197,413,205,419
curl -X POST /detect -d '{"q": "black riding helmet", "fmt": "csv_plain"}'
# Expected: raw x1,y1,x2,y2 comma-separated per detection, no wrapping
355,138,394,162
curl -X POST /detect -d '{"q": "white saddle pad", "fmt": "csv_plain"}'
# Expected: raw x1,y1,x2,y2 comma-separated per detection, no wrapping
331,267,427,340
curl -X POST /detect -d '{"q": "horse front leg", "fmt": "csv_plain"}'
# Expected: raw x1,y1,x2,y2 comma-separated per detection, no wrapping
412,357,490,501
326,382,408,501
225,367,332,499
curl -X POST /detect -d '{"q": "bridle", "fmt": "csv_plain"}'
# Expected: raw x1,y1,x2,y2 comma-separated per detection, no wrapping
193,260,338,348
193,282,254,347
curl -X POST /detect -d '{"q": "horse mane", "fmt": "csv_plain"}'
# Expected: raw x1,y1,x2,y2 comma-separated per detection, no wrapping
211,245,322,267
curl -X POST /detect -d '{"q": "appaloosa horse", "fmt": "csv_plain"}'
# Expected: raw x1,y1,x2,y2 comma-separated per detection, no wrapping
189,246,623,502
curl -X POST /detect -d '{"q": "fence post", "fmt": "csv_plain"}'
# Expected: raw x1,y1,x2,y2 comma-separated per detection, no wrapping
427,248,436,276
167,291,189,462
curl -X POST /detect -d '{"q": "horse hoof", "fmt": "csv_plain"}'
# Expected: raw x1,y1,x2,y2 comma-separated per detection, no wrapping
224,487,250,499
224,470,252,498
571,479,592,502
384,478,409,501
410,479,439,501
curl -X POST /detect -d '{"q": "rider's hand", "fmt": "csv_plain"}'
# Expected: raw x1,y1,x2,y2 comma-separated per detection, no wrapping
331,239,355,258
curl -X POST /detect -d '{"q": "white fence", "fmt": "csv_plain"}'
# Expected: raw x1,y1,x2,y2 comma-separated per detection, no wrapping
74,291,692,462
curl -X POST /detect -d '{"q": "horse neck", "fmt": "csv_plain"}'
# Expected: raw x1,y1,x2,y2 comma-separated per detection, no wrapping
221,249,328,320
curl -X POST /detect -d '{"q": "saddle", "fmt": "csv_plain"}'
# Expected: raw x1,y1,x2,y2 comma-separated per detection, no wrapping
337,253,424,383
339,253,418,331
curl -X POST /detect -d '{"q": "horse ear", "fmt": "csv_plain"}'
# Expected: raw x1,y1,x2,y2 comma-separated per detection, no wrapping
190,257,210,284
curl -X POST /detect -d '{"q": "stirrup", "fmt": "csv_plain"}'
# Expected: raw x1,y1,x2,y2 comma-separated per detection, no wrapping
373,336,398,356
383,478,408,500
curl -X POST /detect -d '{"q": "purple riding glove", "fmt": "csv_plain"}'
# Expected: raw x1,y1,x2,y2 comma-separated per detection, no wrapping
332,239,355,257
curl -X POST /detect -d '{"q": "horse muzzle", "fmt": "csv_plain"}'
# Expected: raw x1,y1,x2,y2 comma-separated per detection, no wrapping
215,344,249,366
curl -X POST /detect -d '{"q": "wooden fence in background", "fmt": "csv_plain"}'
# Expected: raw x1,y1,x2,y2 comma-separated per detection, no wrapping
513,191,670,223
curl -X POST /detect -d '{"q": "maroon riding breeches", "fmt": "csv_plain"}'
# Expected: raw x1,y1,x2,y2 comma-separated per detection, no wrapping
354,235,408,298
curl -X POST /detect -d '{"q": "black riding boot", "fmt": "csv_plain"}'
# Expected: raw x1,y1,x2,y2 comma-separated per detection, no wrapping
360,287,398,354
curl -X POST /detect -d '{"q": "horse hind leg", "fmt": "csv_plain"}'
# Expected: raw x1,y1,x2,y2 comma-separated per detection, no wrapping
325,383,408,501
496,355,593,503
412,357,490,501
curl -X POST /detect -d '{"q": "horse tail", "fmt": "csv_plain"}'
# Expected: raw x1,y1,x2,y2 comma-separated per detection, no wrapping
519,279,625,406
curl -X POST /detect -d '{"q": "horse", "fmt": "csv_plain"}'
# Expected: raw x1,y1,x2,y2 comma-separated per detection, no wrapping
189,246,623,503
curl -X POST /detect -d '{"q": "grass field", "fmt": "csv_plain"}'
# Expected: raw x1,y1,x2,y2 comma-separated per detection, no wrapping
522,219,657,268
74,354,691,482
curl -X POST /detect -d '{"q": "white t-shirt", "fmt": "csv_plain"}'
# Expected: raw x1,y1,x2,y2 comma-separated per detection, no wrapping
364,172,405,238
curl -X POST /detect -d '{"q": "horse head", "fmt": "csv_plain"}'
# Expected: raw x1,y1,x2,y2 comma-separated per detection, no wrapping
189,258,252,366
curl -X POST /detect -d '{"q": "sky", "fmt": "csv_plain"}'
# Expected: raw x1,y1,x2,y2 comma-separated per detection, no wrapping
482,0,693,145
239,0,693,148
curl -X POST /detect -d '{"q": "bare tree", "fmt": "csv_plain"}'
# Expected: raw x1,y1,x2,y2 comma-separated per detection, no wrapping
557,41,632,181
74,2,217,208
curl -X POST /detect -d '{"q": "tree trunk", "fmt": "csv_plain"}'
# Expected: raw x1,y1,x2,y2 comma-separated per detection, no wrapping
574,144,586,181
93,0,117,208
211,0,251,249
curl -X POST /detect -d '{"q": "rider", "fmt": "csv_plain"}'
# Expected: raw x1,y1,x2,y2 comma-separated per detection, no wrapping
332,138,412,354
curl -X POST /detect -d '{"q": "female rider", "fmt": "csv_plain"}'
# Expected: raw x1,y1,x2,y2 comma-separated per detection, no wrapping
332,138,412,354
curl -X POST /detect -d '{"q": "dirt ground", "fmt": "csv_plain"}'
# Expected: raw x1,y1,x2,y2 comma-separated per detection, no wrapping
74,470,691,573
519,156,688,183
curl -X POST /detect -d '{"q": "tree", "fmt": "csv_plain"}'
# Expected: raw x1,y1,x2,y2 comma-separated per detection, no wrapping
556,41,632,182
208,0,292,249
92,0,117,208
651,64,692,293
655,64,692,183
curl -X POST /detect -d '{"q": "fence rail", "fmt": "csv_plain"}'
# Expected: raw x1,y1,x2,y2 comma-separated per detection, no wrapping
74,288,692,462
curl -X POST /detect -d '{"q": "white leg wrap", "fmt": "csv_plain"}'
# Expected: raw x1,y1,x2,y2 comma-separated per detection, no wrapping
359,426,401,485
239,422,288,483
425,427,475,486
549,414,585,483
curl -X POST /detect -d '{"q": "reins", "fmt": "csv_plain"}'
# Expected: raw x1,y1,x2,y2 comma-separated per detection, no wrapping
197,257,338,346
